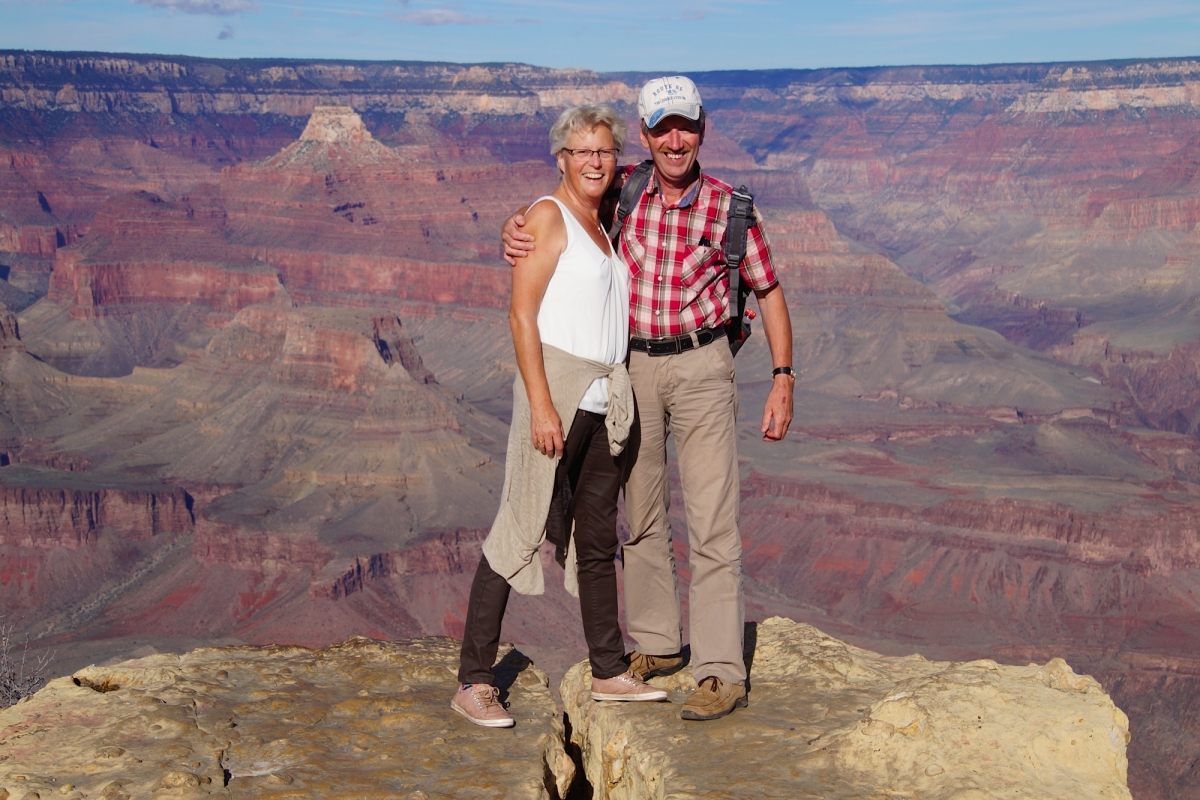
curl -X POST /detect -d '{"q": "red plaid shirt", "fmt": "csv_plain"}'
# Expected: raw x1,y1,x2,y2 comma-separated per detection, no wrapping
616,164,778,339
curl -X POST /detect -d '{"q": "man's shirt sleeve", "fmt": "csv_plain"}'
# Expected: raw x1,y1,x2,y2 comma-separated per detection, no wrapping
739,207,779,292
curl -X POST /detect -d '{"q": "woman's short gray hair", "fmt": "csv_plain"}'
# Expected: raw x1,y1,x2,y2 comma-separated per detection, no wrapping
549,105,627,156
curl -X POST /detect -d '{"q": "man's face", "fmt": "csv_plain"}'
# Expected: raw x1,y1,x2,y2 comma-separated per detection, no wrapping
639,114,705,189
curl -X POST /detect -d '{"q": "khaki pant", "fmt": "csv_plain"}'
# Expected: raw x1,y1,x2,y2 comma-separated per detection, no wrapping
623,341,744,684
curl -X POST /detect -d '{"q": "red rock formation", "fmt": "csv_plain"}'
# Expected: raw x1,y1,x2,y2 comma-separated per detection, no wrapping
372,314,435,384
0,224,59,258
1072,338,1200,436
0,483,192,549
740,473,1200,580
192,519,329,573
696,69,1200,458
0,472,196,637
217,106,548,310
264,251,512,310
47,190,287,319
0,309,23,353
749,206,1120,417
23,107,544,370
0,149,77,257
308,528,486,600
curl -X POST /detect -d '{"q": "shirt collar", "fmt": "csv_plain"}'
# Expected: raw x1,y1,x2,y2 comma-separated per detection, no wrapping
647,163,703,209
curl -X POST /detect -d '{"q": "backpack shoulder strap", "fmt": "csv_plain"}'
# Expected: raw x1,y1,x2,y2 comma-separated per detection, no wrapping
609,160,655,246
724,185,755,347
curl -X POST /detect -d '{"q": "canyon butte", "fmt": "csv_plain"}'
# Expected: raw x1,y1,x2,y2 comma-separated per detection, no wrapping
1,51,1199,796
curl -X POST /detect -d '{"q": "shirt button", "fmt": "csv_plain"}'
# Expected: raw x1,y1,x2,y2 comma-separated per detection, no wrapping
655,310,661,316
656,275,662,282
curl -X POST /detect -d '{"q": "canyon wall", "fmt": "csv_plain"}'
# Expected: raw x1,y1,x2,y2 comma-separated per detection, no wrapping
0,483,191,548
3,51,1200,798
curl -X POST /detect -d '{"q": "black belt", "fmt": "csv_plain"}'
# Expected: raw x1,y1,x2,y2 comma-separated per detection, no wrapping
629,326,725,357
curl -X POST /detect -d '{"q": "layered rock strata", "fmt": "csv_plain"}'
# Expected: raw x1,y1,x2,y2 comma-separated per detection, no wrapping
752,207,1121,416
562,616,1131,800
18,106,549,374
47,190,287,319
1,51,1199,798
66,304,506,541
0,637,572,799
0,482,192,549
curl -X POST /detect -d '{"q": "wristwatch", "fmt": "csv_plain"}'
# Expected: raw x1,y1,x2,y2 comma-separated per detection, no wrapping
772,366,796,383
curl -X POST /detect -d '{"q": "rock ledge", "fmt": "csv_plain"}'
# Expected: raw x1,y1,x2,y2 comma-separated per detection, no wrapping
0,637,571,799
562,617,1131,800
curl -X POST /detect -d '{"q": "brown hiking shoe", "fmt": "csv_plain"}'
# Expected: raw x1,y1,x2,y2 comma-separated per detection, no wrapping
451,683,515,728
627,650,685,681
681,675,747,721
591,671,669,702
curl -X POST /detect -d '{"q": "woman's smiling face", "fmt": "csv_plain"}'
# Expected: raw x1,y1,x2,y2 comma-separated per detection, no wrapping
556,124,618,205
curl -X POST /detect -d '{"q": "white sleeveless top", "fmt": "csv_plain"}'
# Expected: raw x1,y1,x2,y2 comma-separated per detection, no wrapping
533,196,629,414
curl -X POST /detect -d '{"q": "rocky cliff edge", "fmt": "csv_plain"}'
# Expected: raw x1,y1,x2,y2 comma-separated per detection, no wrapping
0,638,572,799
563,617,1131,800
0,617,1130,799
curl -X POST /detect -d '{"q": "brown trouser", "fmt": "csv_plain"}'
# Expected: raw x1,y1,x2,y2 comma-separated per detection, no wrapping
458,409,626,685
623,341,745,685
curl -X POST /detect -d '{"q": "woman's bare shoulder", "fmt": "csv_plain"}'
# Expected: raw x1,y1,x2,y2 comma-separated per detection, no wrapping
524,197,566,231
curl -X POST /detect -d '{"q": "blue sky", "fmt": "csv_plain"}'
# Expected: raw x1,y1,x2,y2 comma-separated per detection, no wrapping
2,0,1198,72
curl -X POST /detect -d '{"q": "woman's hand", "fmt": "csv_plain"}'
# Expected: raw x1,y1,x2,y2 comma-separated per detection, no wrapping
530,403,565,458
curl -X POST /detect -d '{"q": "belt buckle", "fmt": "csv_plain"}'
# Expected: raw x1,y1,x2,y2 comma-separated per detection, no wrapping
643,332,708,356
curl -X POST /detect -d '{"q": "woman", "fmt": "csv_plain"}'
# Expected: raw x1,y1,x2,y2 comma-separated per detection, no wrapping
452,105,667,727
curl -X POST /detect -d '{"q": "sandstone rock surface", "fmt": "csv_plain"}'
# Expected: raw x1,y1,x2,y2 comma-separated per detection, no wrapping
562,617,1131,800
0,637,572,799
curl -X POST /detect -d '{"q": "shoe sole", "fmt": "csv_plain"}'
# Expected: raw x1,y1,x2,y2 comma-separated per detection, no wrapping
450,699,515,728
591,690,669,702
642,662,685,680
680,695,748,721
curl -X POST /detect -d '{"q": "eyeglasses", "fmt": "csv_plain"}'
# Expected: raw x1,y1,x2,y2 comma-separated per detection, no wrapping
562,148,620,162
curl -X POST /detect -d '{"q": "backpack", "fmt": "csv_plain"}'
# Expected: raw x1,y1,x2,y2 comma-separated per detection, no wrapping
609,160,757,355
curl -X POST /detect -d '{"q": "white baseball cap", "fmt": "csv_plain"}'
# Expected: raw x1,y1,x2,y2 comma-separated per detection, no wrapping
638,76,703,129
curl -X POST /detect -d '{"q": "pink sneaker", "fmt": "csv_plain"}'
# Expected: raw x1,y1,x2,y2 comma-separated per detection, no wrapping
591,670,669,702
451,683,515,728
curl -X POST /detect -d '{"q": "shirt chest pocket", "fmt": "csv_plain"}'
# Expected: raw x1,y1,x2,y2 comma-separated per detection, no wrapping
625,234,648,278
679,245,721,292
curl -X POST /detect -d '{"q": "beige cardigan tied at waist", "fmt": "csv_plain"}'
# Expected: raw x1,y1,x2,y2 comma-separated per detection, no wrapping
481,343,633,597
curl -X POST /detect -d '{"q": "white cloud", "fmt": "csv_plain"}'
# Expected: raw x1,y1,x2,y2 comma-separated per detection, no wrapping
134,0,258,16
395,4,495,25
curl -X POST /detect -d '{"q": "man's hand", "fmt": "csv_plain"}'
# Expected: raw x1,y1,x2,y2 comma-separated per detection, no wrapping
756,282,794,442
501,208,534,266
761,375,794,441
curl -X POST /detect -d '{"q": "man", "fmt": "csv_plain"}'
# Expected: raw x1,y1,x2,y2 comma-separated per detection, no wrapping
504,76,794,720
